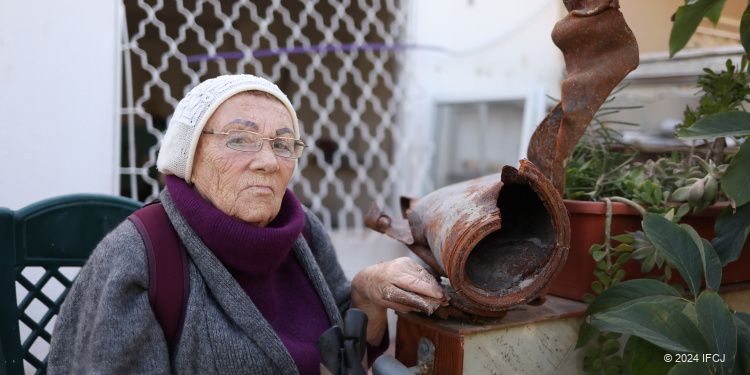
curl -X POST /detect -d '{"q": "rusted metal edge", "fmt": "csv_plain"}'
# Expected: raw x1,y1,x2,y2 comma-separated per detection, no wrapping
526,0,639,195
448,160,570,312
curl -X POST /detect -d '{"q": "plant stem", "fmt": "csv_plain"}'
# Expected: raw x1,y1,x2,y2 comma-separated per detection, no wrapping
711,137,726,165
603,198,613,271
607,196,648,216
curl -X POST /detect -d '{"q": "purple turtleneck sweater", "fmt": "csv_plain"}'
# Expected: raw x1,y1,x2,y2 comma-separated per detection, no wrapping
166,175,331,374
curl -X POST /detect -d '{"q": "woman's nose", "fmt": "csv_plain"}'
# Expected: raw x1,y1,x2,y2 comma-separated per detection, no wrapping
249,140,280,172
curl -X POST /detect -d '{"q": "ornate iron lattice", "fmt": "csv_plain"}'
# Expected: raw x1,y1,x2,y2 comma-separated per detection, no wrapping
120,0,409,230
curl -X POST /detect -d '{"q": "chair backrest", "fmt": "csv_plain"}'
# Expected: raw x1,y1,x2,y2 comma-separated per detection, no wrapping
0,194,142,375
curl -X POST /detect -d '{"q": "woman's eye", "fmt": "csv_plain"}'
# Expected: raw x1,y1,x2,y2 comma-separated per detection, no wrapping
274,140,292,152
231,137,248,145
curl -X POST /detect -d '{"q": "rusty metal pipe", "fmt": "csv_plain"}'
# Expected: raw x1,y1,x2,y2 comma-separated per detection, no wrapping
367,160,570,317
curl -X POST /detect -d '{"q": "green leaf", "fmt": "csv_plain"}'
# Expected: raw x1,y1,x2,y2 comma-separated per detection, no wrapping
613,269,626,282
644,181,654,195
653,187,663,206
624,336,674,375
704,0,727,25
678,223,722,292
682,303,699,327
590,302,708,353
643,214,704,297
586,279,683,316
712,203,750,266
741,3,750,55
676,203,692,219
583,293,596,304
616,253,632,266
734,314,750,375
612,234,635,244
667,362,710,375
592,281,604,294
721,139,750,207
593,357,603,371
603,340,620,355
590,243,605,254
599,273,612,287
604,332,622,340
695,291,737,375
593,250,607,262
642,254,656,273
734,312,750,327
640,191,656,206
700,238,722,292
605,359,621,374
670,0,726,56
676,111,750,140
613,243,633,252
576,321,599,349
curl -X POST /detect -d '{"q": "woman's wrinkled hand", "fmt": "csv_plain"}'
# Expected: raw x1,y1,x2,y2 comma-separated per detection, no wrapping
351,257,445,345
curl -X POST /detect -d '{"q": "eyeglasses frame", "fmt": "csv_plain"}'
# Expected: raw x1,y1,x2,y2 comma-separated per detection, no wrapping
201,129,308,159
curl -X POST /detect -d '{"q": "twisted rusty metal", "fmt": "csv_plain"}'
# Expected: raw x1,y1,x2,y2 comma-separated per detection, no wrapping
527,0,639,195
365,0,638,319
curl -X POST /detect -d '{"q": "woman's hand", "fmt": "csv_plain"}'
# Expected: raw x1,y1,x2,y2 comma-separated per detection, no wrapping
351,257,445,345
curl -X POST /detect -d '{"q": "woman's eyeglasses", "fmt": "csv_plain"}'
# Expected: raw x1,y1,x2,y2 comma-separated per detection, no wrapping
202,130,307,159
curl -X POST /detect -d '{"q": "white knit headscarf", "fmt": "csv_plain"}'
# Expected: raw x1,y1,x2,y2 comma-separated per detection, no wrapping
156,74,299,183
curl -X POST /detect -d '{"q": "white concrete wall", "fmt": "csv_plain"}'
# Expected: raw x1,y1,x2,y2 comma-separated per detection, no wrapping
398,0,566,197
0,0,121,210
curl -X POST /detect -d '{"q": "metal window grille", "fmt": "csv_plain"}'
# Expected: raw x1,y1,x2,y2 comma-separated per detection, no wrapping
120,0,409,231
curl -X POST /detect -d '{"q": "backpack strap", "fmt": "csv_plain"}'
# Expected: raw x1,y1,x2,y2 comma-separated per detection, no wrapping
128,202,189,354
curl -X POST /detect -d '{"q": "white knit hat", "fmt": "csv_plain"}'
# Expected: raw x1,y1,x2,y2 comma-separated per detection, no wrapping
156,74,299,183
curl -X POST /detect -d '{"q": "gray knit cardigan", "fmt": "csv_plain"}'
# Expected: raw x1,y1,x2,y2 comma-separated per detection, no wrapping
48,190,351,374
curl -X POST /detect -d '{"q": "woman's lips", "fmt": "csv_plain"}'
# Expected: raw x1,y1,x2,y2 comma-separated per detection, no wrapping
248,185,273,194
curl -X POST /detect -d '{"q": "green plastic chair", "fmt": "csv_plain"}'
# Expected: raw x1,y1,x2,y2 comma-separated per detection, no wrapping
0,194,142,375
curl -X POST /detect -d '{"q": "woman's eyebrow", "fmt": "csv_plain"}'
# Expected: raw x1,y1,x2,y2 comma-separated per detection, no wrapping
276,127,294,136
224,119,259,131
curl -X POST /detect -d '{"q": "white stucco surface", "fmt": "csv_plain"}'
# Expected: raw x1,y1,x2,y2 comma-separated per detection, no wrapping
0,0,120,210
397,0,566,197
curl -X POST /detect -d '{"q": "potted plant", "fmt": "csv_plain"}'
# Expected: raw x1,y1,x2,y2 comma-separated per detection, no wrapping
569,1,750,373
550,63,750,300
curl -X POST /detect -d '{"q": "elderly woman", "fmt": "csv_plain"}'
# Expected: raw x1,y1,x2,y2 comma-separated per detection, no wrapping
48,75,443,374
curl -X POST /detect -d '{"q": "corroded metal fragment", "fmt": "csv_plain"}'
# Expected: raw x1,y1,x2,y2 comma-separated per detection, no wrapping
366,160,570,318
527,0,639,195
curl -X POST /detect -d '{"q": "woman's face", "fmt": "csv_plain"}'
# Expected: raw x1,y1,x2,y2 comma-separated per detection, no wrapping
191,92,296,227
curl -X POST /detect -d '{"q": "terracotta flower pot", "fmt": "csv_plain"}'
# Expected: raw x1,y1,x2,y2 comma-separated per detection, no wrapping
549,200,750,301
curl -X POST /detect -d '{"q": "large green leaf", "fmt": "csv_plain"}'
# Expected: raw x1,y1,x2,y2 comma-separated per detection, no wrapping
722,139,750,207
741,3,750,55
643,214,704,297
624,336,674,375
679,223,722,291
705,0,727,25
670,0,727,56
733,314,750,375
695,292,736,375
712,203,750,266
699,238,722,292
590,302,708,353
736,312,750,328
676,111,750,140
585,279,684,316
